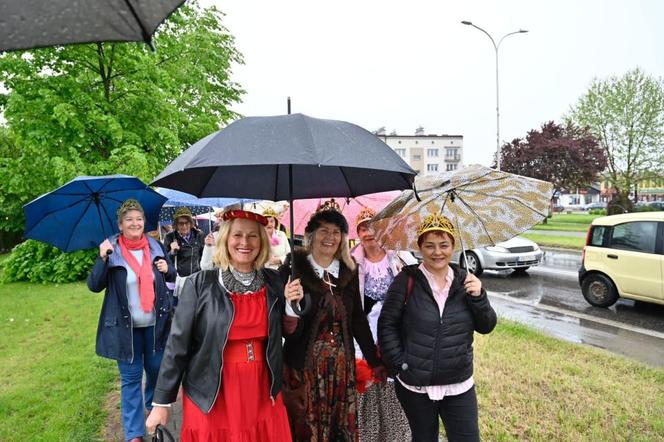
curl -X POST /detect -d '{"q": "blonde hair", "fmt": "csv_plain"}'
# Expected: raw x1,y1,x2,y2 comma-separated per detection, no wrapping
304,230,356,272
212,218,270,271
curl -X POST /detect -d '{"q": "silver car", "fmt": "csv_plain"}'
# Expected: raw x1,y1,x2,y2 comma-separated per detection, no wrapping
452,235,543,276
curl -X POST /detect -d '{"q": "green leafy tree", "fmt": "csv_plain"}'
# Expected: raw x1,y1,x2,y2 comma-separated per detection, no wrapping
0,2,244,235
568,68,664,213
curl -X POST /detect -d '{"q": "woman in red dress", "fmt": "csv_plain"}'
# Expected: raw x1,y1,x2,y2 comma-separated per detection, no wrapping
146,210,304,441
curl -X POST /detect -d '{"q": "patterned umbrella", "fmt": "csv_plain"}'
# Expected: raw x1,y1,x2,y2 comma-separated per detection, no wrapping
371,164,554,252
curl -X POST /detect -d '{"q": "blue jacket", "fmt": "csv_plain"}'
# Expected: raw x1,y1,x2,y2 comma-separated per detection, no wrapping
87,234,177,362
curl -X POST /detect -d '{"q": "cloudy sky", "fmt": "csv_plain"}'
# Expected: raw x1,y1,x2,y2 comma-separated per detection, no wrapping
204,0,664,166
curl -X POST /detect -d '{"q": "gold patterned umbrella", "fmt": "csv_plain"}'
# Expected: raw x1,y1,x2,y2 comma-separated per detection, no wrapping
371,164,554,252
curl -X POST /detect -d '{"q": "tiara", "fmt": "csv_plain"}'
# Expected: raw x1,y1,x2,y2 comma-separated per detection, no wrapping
355,207,376,226
262,207,280,219
117,199,143,217
417,214,456,238
316,198,341,213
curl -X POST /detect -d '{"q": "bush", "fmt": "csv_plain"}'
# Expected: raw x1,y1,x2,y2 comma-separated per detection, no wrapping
2,240,96,283
635,205,660,212
589,209,607,215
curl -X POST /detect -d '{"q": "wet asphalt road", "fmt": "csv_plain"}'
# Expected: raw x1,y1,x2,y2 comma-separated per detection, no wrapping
480,249,664,368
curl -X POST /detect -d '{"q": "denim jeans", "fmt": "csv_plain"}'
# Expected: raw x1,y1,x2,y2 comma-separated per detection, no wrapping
395,381,479,442
117,326,163,441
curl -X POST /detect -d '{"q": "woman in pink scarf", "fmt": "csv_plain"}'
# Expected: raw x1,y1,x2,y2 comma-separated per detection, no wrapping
87,199,176,442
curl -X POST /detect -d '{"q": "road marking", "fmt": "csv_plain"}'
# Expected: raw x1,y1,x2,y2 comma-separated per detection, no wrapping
488,291,664,340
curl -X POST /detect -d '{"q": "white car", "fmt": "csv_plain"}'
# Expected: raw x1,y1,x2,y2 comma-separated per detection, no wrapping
453,236,543,276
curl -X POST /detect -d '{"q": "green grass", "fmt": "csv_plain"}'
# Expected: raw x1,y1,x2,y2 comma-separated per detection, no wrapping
0,282,116,442
474,321,664,441
523,233,585,250
531,214,602,233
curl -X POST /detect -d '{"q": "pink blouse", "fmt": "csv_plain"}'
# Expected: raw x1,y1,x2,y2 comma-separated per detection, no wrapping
397,264,474,400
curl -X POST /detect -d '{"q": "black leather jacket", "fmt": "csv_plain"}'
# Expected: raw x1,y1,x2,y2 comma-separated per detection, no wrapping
378,264,496,387
152,268,288,413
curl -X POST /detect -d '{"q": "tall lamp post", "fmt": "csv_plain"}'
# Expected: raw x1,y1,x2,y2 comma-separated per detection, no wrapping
461,21,528,171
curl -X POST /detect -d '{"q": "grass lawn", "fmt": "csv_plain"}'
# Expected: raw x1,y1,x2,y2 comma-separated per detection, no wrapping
523,233,585,250
474,321,664,441
0,281,116,441
1,280,663,440
531,213,603,233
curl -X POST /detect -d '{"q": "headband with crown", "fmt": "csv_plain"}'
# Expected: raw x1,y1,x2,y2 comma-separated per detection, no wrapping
417,214,456,239
355,207,376,228
223,209,268,226
316,198,341,213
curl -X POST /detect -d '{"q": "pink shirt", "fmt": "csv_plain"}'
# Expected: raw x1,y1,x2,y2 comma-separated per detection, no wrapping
397,264,474,400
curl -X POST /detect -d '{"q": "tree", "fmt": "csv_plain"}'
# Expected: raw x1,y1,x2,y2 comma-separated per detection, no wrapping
500,121,607,197
568,68,664,212
0,2,244,235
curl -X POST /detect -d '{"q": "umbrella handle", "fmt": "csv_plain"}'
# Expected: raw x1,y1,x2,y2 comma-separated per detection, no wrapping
106,249,113,256
290,293,311,316
413,183,421,202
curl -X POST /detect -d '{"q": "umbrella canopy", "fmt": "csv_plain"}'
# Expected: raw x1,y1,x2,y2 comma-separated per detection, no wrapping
23,175,167,252
0,0,185,52
151,113,416,200
156,187,256,208
371,164,554,252
281,191,400,240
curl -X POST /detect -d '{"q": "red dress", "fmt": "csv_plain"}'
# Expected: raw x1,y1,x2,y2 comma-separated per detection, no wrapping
181,287,292,442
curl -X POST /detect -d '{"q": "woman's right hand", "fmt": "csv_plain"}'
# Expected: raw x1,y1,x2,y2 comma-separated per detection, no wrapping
99,239,113,259
146,406,171,435
205,232,215,246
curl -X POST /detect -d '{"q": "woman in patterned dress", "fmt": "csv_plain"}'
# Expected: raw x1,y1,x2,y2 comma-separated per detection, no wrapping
351,208,412,442
146,210,304,441
280,205,388,441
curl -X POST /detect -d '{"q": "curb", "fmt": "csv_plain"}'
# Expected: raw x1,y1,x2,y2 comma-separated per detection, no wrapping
541,246,582,255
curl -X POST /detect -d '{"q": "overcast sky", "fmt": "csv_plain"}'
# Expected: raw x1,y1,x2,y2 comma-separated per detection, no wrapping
203,0,664,166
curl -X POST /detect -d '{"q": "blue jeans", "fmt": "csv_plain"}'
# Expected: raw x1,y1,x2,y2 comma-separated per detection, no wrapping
117,326,163,441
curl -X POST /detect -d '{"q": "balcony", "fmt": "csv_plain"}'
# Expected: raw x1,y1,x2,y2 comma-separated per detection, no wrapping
445,155,461,162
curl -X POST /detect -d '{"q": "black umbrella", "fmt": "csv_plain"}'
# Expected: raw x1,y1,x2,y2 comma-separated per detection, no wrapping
0,0,185,52
151,113,417,311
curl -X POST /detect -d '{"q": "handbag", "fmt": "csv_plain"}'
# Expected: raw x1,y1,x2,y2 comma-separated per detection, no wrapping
151,424,176,442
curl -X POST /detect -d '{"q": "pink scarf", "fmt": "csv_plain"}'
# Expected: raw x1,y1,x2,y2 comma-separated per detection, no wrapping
118,234,154,313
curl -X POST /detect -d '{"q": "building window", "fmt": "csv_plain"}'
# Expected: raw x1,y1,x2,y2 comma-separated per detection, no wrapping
427,164,438,172
446,163,458,171
446,148,456,157
427,148,439,157
450,140,454,144
412,154,422,161
398,140,402,144
394,148,406,157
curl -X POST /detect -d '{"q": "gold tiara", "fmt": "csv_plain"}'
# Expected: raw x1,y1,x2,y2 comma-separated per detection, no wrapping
117,199,144,217
355,207,376,226
417,214,456,238
316,198,341,213
262,207,280,219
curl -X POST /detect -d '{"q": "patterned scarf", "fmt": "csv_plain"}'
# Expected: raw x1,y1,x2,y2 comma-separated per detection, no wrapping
118,234,154,313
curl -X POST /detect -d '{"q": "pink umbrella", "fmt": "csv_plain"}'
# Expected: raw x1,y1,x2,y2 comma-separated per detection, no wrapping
281,191,400,240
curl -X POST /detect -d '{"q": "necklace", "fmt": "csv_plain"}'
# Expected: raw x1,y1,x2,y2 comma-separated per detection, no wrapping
230,267,256,286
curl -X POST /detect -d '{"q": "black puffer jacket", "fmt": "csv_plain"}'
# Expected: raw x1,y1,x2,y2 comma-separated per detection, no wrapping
152,268,288,413
378,264,496,387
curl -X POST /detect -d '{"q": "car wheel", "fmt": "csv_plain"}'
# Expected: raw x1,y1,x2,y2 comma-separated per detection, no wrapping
581,273,618,307
512,267,530,275
461,251,483,276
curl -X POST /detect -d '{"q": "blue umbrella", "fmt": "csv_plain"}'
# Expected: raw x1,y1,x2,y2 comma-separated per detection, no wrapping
155,187,255,209
23,175,167,252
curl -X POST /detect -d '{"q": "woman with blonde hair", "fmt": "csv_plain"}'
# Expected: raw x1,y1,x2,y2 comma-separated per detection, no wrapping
279,203,387,441
147,210,304,441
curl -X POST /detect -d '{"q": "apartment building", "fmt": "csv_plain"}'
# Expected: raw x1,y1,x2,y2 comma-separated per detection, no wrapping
376,128,463,175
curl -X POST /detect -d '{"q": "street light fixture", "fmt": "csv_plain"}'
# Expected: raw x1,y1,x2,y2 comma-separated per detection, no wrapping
461,20,528,171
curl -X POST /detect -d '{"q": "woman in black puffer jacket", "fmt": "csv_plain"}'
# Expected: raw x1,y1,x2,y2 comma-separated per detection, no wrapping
378,214,496,442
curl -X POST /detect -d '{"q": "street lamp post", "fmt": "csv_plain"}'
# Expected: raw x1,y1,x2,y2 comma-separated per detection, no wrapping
461,21,528,171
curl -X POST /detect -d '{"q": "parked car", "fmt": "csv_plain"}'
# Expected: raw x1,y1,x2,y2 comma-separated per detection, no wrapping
583,201,607,210
453,236,543,276
578,212,664,307
552,204,564,213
